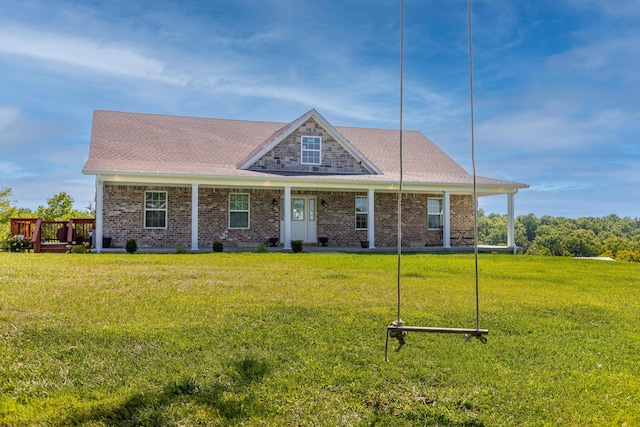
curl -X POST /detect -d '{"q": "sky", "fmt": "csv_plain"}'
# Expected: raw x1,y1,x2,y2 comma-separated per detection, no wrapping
0,0,638,218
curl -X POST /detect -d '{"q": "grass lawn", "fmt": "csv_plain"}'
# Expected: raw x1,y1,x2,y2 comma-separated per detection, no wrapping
0,252,638,426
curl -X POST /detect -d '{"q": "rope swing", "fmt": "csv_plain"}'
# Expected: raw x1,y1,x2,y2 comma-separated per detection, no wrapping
385,0,488,362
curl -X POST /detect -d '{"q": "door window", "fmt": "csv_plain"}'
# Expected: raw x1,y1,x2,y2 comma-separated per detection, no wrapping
292,198,305,221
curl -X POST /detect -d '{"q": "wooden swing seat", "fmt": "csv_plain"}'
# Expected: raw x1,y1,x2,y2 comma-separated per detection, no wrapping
387,325,488,335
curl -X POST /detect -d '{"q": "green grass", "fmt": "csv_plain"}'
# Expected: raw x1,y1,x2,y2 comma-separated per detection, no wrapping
1,252,638,426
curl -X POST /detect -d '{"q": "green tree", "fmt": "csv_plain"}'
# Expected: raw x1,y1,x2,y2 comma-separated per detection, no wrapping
0,187,17,236
562,229,601,257
530,224,566,256
601,236,630,257
517,213,540,242
36,192,74,221
484,213,508,245
478,210,638,256
514,221,531,252
84,203,96,217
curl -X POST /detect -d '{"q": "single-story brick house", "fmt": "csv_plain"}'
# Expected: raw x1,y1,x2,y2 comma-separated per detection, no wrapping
82,108,527,252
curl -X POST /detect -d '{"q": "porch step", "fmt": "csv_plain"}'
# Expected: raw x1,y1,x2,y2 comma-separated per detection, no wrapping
39,243,68,253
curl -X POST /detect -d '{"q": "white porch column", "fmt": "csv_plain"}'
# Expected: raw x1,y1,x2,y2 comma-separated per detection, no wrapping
191,184,199,251
367,188,375,248
443,191,451,248
283,186,292,250
507,191,516,251
95,175,103,253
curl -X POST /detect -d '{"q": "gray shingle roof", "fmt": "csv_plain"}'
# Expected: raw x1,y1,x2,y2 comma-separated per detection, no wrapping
83,110,527,188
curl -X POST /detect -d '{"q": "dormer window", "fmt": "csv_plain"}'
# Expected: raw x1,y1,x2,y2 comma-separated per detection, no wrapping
301,136,321,164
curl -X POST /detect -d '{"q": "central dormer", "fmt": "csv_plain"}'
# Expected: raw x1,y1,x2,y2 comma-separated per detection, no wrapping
238,109,381,175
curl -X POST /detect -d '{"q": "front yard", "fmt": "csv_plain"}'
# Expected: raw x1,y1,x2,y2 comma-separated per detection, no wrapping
0,252,638,425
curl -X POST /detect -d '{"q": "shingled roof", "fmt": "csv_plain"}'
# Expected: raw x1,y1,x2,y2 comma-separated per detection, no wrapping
83,109,526,188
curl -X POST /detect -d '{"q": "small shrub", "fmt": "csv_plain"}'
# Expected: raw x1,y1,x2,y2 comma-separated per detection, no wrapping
68,243,91,254
1,236,32,252
291,240,303,253
212,240,223,252
256,245,268,253
125,239,138,254
176,246,188,254
526,244,553,256
615,249,640,262
599,250,614,259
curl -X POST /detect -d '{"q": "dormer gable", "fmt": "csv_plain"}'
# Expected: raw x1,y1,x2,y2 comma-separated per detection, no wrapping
237,109,382,175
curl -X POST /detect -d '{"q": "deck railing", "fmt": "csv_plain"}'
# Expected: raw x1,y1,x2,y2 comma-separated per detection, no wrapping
10,218,38,239
10,218,96,253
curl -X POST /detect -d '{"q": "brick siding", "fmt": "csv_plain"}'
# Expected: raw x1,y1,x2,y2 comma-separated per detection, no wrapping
103,185,191,249
102,185,474,249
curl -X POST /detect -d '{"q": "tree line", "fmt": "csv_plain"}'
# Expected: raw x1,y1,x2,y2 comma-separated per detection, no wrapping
479,210,640,260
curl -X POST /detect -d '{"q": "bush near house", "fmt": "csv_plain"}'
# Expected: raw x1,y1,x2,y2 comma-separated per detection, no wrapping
67,243,91,254
291,240,303,253
125,239,138,254
0,235,32,252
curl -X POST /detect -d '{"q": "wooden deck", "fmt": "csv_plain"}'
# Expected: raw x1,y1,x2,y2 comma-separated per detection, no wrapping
10,218,95,253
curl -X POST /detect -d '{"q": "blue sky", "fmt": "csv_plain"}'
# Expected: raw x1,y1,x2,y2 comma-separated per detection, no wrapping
1,0,638,218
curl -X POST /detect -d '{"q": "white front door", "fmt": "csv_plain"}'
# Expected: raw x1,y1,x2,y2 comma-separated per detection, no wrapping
281,196,317,243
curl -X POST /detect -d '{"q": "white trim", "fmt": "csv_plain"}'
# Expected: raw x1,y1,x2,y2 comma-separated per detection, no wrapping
507,190,516,250
301,135,321,165
144,191,168,229
427,197,444,230
95,175,103,253
443,191,451,248
367,188,375,248
191,184,199,251
83,170,526,196
229,193,250,229
283,187,291,250
355,196,368,230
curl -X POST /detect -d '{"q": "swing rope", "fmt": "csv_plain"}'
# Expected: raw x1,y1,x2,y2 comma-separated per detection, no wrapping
386,0,487,362
468,0,481,332
396,0,405,328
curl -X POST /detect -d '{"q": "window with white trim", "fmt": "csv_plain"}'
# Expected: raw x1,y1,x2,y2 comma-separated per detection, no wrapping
428,198,443,229
355,196,368,230
229,194,250,229
301,136,321,164
145,191,167,228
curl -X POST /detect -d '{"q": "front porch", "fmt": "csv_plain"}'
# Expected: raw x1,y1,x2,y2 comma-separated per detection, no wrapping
92,182,520,253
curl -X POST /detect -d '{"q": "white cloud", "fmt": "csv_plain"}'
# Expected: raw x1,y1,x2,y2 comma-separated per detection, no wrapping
0,106,22,130
0,26,188,85
546,35,640,85
563,0,640,18
0,106,67,150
